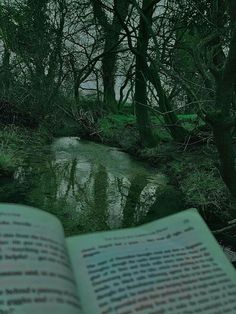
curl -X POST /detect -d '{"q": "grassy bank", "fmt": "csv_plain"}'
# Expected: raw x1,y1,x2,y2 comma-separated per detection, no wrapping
0,124,50,179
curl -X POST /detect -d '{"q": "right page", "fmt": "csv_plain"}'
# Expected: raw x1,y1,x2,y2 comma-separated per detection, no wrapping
67,208,236,314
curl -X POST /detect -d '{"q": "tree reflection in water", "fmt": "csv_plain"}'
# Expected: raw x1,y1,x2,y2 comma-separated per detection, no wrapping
1,138,170,236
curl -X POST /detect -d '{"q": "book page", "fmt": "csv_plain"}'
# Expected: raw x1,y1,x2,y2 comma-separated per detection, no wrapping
0,203,81,314
67,208,236,314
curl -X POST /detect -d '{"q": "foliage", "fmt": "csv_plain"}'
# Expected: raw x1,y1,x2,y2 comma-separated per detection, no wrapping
99,114,135,130
0,125,24,177
168,157,230,216
177,114,198,122
99,114,140,151
150,114,203,141
0,125,30,148
0,0,65,119
0,152,15,177
0,125,49,178
150,116,172,141
181,169,229,213
0,124,46,149
138,142,178,164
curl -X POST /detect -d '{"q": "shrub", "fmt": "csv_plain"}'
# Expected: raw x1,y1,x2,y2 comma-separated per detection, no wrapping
0,153,15,177
181,169,229,211
0,125,47,178
168,157,229,216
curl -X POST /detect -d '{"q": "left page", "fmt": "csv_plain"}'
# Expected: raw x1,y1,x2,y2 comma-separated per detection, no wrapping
0,203,81,314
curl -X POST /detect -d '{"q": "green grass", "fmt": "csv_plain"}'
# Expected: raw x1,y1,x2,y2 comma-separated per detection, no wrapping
0,152,15,177
0,124,48,178
98,114,139,151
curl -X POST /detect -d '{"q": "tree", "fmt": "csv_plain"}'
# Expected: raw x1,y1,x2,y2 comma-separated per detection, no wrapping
0,44,11,96
133,0,160,147
0,0,67,119
117,0,189,144
171,0,236,208
205,1,236,204
91,0,130,112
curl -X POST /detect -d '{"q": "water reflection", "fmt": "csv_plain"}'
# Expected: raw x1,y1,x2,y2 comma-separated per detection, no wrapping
1,138,169,235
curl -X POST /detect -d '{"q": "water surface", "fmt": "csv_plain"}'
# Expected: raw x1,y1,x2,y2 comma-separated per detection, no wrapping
0,137,175,235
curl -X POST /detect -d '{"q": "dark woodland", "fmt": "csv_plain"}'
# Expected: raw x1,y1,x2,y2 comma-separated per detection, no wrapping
0,0,236,255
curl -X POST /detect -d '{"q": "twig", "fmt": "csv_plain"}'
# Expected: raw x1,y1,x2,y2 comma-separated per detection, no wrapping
213,224,236,235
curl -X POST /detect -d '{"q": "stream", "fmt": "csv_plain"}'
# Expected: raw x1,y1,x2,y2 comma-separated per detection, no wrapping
0,137,183,235
0,137,236,263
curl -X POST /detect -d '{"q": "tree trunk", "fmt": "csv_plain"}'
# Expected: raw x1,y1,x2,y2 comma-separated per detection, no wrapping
91,0,129,113
208,80,236,200
148,64,189,142
134,0,159,147
207,12,236,205
213,124,236,198
102,31,119,113
1,44,11,95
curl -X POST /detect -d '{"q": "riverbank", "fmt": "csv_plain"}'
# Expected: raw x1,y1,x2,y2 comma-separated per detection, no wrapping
74,114,236,252
0,129,181,235
0,124,51,177
0,120,230,219
71,115,236,260
71,114,231,223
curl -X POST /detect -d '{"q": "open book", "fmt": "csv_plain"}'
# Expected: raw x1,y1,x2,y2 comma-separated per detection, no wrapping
0,203,236,314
